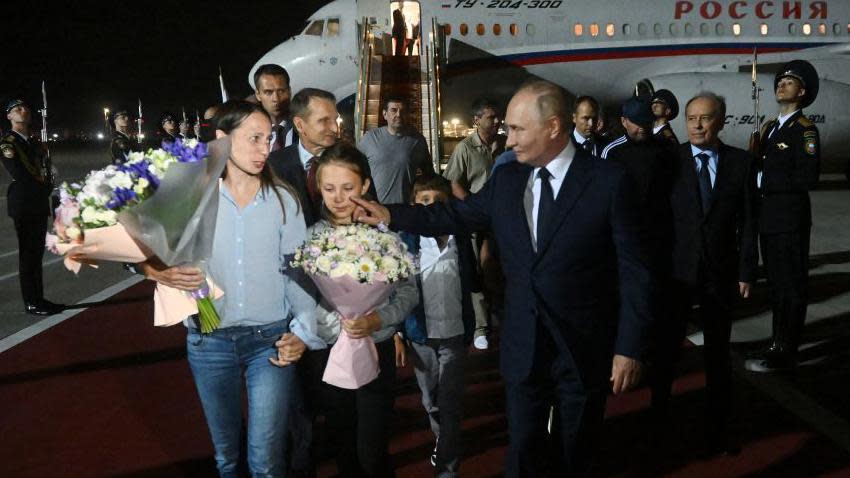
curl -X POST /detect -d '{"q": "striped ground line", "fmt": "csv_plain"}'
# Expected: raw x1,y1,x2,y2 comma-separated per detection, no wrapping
0,255,66,282
0,275,144,354
0,249,18,258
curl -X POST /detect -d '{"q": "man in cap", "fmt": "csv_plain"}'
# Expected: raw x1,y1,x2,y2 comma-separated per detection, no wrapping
570,96,608,156
651,89,680,146
177,116,193,141
0,99,65,316
109,108,140,165
745,60,821,373
155,112,179,146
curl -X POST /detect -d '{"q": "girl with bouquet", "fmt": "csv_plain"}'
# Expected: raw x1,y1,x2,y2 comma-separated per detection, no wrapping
307,143,418,477
140,100,324,478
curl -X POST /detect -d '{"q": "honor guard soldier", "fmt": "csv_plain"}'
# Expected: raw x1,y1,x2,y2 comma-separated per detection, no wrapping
110,108,140,164
1,99,64,315
177,116,193,140
651,89,680,146
155,111,179,147
745,60,821,373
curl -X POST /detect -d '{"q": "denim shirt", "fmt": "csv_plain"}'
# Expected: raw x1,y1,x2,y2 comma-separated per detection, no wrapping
200,182,324,350
308,220,419,345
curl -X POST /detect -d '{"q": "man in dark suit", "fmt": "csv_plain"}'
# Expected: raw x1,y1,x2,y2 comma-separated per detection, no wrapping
267,88,339,228
569,95,608,156
353,81,652,477
653,92,758,455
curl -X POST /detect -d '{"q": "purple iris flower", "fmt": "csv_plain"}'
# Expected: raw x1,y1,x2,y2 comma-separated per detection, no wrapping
162,138,209,163
106,187,138,210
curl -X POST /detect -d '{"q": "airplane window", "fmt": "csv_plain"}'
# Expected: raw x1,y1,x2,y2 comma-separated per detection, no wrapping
574,23,584,36
732,23,742,36
526,24,536,36
669,23,679,36
444,24,452,36
493,24,502,36
606,23,615,37
700,23,710,35
305,20,324,36
638,23,647,35
590,23,599,37
476,23,485,35
818,23,827,35
788,23,797,35
716,23,725,35
623,24,631,36
760,24,768,35
327,18,340,37
510,23,519,36
460,23,469,36
684,23,694,35
833,23,841,35
653,23,662,36
802,23,811,35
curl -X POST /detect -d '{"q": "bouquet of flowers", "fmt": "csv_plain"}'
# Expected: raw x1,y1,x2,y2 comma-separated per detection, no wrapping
292,223,416,389
46,138,230,332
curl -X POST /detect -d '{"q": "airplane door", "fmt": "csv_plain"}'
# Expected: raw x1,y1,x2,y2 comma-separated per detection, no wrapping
319,17,346,73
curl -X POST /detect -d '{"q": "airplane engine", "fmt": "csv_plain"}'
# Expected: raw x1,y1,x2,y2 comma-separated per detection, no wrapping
642,72,849,172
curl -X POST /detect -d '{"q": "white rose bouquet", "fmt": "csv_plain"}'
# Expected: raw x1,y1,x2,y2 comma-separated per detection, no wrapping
291,223,416,389
46,138,230,332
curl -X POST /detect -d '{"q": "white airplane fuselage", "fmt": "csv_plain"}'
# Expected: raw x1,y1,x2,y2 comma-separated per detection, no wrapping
251,0,850,165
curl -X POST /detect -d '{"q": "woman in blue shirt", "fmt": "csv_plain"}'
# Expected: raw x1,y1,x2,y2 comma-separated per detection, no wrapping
141,100,323,478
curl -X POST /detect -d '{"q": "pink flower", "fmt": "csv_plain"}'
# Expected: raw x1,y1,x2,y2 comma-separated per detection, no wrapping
45,233,60,254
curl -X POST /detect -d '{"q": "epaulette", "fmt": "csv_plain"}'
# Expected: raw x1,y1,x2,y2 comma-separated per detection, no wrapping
796,116,814,127
760,119,777,137
1,133,14,143
661,128,674,138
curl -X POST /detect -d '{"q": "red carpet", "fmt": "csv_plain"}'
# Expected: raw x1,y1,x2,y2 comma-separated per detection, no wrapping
1,281,849,477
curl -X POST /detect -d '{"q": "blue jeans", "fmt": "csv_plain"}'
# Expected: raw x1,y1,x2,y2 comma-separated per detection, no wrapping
187,319,296,478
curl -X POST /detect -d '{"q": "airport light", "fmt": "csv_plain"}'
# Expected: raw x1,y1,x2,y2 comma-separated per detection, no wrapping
103,107,111,135
96,132,104,140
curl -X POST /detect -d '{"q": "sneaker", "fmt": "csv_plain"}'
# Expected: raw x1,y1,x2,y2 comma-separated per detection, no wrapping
474,336,489,350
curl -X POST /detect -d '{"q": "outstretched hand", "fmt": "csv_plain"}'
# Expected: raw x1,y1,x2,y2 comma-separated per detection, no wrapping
350,196,391,227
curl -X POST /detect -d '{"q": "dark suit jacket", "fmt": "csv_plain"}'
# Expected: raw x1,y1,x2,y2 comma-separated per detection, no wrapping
268,144,320,227
388,149,652,386
669,142,758,287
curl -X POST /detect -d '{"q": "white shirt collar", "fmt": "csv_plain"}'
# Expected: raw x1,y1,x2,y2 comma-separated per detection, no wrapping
653,124,665,134
11,130,28,143
297,141,316,169
777,109,800,129
690,144,718,160
535,141,575,181
572,128,589,145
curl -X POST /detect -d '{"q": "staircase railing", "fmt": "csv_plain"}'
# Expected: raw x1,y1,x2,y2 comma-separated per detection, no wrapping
354,17,375,143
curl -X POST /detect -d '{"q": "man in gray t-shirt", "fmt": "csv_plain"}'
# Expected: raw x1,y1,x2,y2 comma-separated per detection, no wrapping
358,96,433,204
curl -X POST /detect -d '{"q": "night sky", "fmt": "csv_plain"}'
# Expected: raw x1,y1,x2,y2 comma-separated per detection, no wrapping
2,0,333,136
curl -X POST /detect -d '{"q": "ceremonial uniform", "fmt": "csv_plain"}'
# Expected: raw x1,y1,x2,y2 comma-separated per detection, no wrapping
110,130,139,164
651,89,680,146
0,125,60,314
756,111,819,363
748,60,821,371
653,122,679,146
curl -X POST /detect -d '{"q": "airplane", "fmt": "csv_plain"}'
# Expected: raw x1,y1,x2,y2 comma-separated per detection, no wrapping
250,0,850,170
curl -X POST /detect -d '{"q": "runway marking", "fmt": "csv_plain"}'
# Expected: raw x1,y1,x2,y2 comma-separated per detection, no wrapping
0,249,18,258
0,275,144,354
0,256,66,282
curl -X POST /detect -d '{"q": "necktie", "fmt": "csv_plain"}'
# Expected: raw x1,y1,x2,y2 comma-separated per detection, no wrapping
767,120,780,139
696,153,713,215
582,139,593,153
536,167,554,250
305,156,319,203
271,125,284,152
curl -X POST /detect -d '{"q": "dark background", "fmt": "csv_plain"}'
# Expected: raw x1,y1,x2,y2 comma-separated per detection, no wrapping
1,0,333,136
